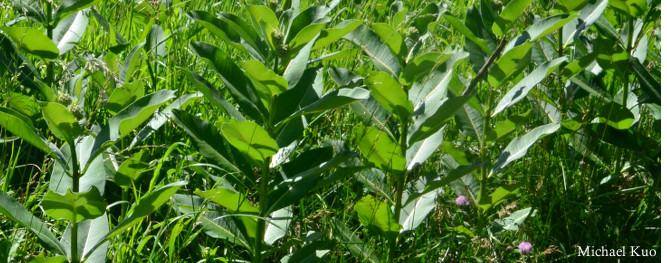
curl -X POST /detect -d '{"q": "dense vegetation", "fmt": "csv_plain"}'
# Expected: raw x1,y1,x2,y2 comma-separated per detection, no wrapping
0,0,661,262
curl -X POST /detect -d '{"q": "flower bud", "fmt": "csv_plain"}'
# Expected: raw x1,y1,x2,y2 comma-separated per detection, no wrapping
67,104,84,120
57,93,72,106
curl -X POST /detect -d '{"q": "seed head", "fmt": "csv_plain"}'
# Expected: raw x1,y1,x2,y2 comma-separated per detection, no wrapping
67,104,84,120
518,241,532,254
455,195,469,206
57,93,72,106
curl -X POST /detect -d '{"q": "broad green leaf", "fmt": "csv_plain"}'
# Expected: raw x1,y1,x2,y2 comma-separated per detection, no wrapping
191,42,268,122
562,0,608,47
285,4,335,44
492,57,568,116
0,34,44,95
279,240,334,263
220,120,279,166
130,93,203,148
185,72,245,121
354,126,405,174
350,98,396,142
108,89,175,140
556,0,587,11
52,10,89,55
492,0,535,36
354,195,400,236
84,182,185,260
272,67,323,124
59,214,109,263
400,52,452,85
11,0,46,23
2,27,59,59
561,52,597,80
50,137,110,196
406,128,443,171
455,104,484,143
114,150,150,187
195,189,258,214
144,24,166,58
288,23,326,55
0,191,66,255
39,102,82,142
526,14,577,42
29,255,67,263
106,82,145,115
593,103,635,130
41,187,106,223
410,51,468,113
330,218,381,263
242,59,288,109
170,110,249,186
283,35,318,89
370,23,404,59
490,207,535,232
119,43,144,83
247,5,279,30
488,42,533,88
264,207,292,245
405,162,485,204
9,92,40,118
199,212,251,249
0,107,62,162
346,25,402,79
492,123,560,173
409,94,472,144
399,178,438,232
609,0,647,17
365,72,413,121
297,87,370,115
265,151,353,214
478,185,520,212
52,0,100,26
443,15,492,55
188,10,262,60
312,20,362,50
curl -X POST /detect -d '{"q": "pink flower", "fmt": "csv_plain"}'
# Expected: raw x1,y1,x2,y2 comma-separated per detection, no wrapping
455,195,469,206
518,242,532,254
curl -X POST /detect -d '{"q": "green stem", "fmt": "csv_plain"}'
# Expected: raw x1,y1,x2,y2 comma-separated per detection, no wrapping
253,158,271,263
45,1,54,86
389,120,409,260
623,20,634,108
68,141,80,263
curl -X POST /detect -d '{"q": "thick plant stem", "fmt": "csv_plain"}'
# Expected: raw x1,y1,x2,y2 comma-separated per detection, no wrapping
389,120,409,261
45,2,54,86
253,158,271,263
623,20,634,108
68,141,80,263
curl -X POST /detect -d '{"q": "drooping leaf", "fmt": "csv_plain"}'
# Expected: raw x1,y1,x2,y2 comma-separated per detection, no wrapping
39,102,82,142
50,137,110,196
400,52,452,85
365,72,412,121
409,94,472,144
60,214,109,263
492,57,568,116
145,24,166,58
0,107,65,164
114,150,150,187
492,123,560,173
444,15,492,55
562,0,608,47
478,185,520,212
399,177,438,232
106,82,145,115
488,42,533,88
2,27,59,59
188,10,263,60
52,0,101,26
354,195,401,237
0,191,66,255
405,128,443,171
354,126,405,175
312,19,362,50
220,120,279,166
492,0,535,36
185,72,245,121
52,10,90,55
346,25,402,79
191,42,268,122
41,187,106,223
264,206,292,245
410,51,468,115
296,87,370,115
242,59,288,109
283,35,318,89
455,104,484,143
107,89,175,141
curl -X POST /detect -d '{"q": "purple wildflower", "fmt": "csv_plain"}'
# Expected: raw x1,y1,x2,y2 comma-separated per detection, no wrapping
518,242,532,254
455,195,469,206
506,245,513,251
